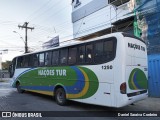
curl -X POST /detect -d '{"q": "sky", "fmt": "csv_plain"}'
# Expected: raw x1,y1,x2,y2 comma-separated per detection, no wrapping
0,0,73,62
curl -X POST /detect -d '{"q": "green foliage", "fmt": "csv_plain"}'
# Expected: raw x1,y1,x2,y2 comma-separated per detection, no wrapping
2,61,11,70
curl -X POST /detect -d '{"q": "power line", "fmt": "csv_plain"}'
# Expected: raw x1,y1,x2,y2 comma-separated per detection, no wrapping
28,0,63,22
25,0,53,21
18,22,34,53
0,1,131,52
0,39,22,47
39,5,70,24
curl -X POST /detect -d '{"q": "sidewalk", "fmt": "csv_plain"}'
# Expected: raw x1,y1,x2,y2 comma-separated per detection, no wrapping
0,78,10,82
0,79,14,97
119,97,160,111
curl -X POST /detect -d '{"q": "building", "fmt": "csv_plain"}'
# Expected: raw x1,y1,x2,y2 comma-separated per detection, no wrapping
0,56,2,70
135,0,160,97
71,0,160,97
71,0,135,40
136,0,160,54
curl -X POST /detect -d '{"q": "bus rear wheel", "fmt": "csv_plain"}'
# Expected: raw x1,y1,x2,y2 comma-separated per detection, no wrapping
55,88,67,105
16,82,25,93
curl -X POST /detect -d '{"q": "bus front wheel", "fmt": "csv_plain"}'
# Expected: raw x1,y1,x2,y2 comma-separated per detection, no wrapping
55,88,67,105
16,83,25,93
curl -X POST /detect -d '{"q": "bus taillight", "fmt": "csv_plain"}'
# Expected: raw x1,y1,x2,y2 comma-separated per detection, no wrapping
120,82,126,94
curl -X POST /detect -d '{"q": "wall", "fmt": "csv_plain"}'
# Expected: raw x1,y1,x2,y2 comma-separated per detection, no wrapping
136,0,160,97
148,54,160,97
0,57,2,70
71,0,132,38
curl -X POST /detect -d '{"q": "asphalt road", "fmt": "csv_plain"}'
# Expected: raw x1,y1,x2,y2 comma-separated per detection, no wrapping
0,80,159,120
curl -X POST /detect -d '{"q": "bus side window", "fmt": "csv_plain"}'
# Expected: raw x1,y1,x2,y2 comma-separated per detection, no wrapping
94,41,103,63
17,57,24,68
68,47,77,65
33,54,39,67
45,51,52,66
10,58,16,77
23,56,29,67
39,53,45,66
28,55,33,67
86,44,93,63
78,45,85,64
60,48,68,65
104,40,114,61
52,50,59,65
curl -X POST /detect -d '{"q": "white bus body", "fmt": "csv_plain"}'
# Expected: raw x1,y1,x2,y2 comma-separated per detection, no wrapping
10,32,148,107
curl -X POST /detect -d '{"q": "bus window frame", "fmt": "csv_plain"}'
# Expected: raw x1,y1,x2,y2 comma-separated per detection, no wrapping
14,37,117,68
33,53,39,67
10,57,16,77
28,55,33,67
59,47,68,66
85,43,94,64
39,52,45,67
103,38,116,63
77,44,86,64
52,50,60,66
17,56,24,68
68,46,77,65
94,41,104,63
44,50,52,66
23,55,29,67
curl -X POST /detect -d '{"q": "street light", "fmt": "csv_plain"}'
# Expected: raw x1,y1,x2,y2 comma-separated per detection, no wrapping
13,31,27,53
13,31,25,43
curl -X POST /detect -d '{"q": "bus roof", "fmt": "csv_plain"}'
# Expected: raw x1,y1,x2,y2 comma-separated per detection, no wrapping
13,32,143,58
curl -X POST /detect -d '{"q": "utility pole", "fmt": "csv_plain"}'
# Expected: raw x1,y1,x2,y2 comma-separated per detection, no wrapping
18,22,34,53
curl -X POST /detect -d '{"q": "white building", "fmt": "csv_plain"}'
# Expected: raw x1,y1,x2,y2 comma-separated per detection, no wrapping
0,56,2,70
71,0,134,40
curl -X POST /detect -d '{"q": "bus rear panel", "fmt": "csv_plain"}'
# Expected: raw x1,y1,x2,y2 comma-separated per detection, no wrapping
117,33,148,107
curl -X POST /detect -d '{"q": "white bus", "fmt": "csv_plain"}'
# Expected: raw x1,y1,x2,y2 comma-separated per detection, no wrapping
9,32,148,108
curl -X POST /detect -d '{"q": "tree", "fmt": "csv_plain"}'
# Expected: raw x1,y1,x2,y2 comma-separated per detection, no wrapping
2,61,11,70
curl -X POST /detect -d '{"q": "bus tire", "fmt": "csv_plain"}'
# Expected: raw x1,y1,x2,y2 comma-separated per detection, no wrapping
16,82,25,93
55,88,67,105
